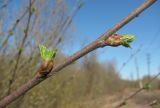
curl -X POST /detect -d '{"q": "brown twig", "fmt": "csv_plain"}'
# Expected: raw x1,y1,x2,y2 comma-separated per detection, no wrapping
115,71,160,108
148,99,160,107
0,0,12,9
6,0,34,95
53,0,83,47
141,99,160,108
0,0,156,107
0,0,36,52
118,45,142,74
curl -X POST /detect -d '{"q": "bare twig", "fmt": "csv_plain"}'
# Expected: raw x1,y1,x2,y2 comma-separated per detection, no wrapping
118,45,142,74
0,0,36,52
53,0,83,47
0,0,156,107
141,99,160,108
115,71,160,108
6,0,34,95
0,0,12,9
148,99,160,107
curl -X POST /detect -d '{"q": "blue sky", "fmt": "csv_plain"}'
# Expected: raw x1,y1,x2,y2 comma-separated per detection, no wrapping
3,0,160,80
65,0,160,79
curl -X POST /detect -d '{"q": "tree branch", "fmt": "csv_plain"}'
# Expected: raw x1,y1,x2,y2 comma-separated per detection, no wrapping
115,71,160,108
0,0,36,52
6,0,34,96
0,0,156,107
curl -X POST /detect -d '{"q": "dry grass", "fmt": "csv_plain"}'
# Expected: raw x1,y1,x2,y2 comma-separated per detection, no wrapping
1,53,160,108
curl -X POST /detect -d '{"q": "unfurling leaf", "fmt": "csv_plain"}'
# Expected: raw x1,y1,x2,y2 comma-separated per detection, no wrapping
38,44,57,61
121,34,136,48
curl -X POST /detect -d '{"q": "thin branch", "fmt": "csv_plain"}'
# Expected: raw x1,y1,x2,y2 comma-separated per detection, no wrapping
114,71,160,108
49,0,156,76
6,0,34,95
0,0,156,107
118,45,142,74
147,99,160,107
0,0,12,9
53,0,83,47
0,0,36,52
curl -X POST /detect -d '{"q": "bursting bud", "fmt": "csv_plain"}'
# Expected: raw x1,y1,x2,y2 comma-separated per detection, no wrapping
105,34,136,48
38,44,56,61
38,44,57,77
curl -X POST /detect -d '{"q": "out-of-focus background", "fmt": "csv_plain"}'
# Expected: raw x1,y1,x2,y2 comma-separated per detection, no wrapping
0,0,160,108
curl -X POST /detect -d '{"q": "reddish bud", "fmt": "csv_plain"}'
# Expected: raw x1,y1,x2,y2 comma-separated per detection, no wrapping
38,60,54,78
105,34,123,47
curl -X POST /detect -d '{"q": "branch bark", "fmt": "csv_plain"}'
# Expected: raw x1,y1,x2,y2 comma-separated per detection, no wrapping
0,0,156,107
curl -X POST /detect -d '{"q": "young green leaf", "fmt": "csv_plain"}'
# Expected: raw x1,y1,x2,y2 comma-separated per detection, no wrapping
38,44,57,61
121,34,136,48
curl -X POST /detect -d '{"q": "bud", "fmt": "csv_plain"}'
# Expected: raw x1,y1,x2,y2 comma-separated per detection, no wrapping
37,44,57,77
38,60,54,77
105,34,122,47
105,34,136,48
